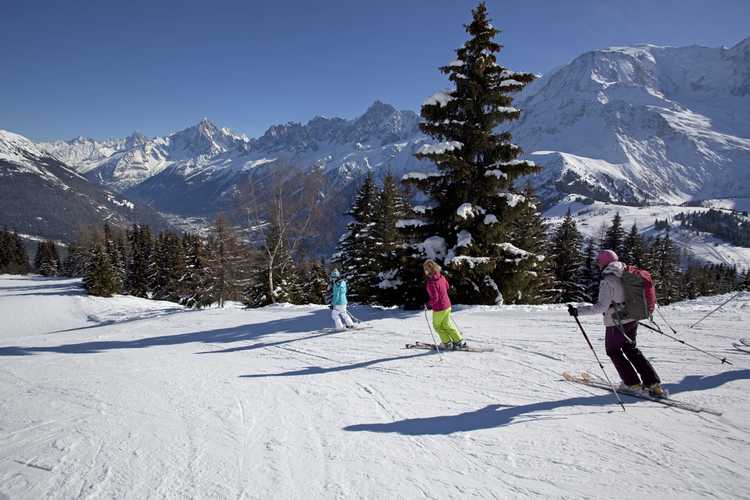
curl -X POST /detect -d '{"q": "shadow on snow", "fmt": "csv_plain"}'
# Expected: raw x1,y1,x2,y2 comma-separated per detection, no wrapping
0,306,416,357
343,369,750,435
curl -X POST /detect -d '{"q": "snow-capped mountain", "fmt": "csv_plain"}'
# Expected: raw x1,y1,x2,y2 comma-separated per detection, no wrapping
511,37,750,205
38,102,426,215
0,129,169,242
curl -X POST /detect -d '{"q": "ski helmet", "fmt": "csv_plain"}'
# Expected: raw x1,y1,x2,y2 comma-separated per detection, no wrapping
596,249,618,268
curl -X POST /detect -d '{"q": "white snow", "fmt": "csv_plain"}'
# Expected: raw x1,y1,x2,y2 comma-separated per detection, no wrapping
485,169,508,179
483,214,499,225
456,203,485,219
497,242,533,258
448,256,491,268
456,230,473,248
423,91,455,107
498,192,526,208
395,219,426,228
402,172,444,181
416,141,463,156
1,276,750,498
416,236,447,260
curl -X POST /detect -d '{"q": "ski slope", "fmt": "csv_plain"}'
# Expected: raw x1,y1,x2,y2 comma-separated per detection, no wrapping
1,275,749,499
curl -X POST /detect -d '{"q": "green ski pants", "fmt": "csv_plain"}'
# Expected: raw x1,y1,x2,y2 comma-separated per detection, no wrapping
432,308,463,344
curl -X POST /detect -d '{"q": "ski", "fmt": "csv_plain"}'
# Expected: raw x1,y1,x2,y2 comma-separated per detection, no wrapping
563,371,722,416
319,325,372,334
733,343,750,354
405,341,494,353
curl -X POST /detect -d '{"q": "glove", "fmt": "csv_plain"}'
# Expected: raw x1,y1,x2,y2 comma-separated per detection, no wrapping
567,304,578,317
424,303,432,310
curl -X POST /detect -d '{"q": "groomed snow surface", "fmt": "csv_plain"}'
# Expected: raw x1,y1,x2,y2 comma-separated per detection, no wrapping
1,275,749,499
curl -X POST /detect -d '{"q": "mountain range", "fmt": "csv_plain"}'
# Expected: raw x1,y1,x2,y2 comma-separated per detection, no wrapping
2,36,749,263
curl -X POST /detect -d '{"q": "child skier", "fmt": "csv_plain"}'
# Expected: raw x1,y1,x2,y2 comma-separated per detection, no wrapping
329,269,356,331
423,259,466,350
568,250,665,396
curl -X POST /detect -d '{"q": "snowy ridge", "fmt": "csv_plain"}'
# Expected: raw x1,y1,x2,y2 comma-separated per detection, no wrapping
512,37,750,205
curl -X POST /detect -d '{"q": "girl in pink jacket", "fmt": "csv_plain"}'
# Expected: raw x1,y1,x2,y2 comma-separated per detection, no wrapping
424,259,465,350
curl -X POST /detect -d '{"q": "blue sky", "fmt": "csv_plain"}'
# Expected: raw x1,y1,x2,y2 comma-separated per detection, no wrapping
2,0,749,141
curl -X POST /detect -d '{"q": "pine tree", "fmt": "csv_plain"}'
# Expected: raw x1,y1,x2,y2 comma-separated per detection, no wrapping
151,232,186,302
301,259,329,304
83,243,117,297
507,185,549,303
621,223,646,267
400,2,539,305
372,173,411,305
332,173,379,303
0,230,31,274
648,232,681,304
181,233,214,309
206,216,247,307
546,211,586,303
34,240,61,276
103,223,125,293
580,237,599,302
603,212,626,257
127,225,154,298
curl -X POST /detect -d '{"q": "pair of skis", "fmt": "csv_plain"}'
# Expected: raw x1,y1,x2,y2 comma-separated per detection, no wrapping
405,341,495,353
563,371,722,416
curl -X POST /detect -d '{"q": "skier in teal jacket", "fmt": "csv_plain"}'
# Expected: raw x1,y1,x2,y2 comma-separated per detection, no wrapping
329,269,355,331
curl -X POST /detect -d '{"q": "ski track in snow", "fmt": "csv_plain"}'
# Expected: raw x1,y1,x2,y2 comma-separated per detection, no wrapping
1,276,749,499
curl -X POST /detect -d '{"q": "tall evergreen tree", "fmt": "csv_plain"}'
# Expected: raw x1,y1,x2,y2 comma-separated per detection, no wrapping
400,2,539,305
546,211,586,303
648,232,681,304
33,240,61,276
207,216,247,307
372,173,411,305
127,225,154,297
103,223,126,293
181,233,214,309
621,223,646,267
603,212,626,256
83,243,117,297
0,230,31,274
151,232,186,302
580,237,600,302
507,185,549,303
332,173,379,302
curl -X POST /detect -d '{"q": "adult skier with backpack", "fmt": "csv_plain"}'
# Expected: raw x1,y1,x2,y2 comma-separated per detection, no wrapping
568,250,665,396
328,269,356,331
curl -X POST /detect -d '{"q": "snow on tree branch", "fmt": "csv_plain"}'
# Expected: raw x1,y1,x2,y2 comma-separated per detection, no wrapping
416,141,463,155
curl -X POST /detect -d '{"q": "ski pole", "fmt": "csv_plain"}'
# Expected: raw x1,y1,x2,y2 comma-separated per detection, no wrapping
569,307,626,412
638,321,732,365
689,291,744,329
655,306,678,335
424,307,445,362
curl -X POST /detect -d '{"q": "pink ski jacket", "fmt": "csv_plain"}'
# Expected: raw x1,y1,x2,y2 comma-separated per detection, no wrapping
426,273,451,312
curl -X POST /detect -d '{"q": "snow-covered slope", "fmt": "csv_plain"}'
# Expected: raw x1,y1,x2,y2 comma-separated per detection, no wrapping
546,195,750,271
1,275,749,499
512,37,750,205
0,130,170,242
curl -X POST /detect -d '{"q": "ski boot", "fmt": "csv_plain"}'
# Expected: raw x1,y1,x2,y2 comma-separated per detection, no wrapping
647,383,667,398
617,382,643,393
